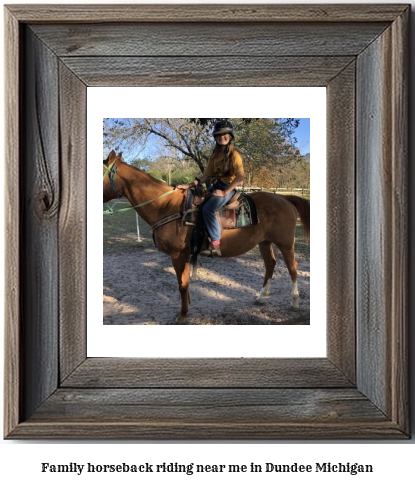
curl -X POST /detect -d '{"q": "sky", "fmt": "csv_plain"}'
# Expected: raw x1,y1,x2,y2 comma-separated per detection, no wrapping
294,118,310,154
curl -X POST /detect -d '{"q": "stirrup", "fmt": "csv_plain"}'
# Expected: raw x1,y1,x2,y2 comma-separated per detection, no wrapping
211,246,222,257
200,242,221,257
200,248,221,257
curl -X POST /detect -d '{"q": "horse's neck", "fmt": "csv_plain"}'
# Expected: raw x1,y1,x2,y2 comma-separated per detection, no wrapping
117,163,179,224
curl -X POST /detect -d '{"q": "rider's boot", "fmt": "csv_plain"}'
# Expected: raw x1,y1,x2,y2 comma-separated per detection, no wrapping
210,239,221,257
200,238,221,257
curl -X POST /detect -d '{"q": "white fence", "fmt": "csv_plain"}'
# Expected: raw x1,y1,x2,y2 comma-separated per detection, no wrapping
237,187,310,196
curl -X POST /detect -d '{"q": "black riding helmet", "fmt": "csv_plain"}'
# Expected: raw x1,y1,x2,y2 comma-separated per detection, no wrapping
212,119,235,140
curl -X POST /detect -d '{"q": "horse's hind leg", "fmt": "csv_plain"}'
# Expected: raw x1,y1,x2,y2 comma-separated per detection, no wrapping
255,241,277,305
279,245,300,311
171,253,191,324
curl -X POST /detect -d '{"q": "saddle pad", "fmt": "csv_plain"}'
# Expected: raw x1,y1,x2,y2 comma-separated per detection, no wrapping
218,193,259,229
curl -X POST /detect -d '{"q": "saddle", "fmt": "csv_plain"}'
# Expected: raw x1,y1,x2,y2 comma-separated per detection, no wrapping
182,187,258,230
185,187,259,267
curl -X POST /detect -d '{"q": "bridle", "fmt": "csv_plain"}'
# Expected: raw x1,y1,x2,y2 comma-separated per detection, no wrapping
103,161,124,213
103,161,122,195
102,160,178,217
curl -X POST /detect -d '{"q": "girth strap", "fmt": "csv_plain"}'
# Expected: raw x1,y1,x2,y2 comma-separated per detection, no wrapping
151,212,182,233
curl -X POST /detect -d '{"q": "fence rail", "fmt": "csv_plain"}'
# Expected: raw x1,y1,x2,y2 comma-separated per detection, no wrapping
237,186,310,196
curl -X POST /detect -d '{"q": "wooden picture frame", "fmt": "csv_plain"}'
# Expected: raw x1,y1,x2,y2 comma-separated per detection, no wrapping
4,4,409,439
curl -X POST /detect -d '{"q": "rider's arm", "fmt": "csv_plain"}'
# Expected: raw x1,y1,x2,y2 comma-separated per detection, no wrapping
223,172,244,196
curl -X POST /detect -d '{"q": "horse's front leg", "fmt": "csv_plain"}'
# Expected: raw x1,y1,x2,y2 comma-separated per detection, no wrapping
171,252,191,324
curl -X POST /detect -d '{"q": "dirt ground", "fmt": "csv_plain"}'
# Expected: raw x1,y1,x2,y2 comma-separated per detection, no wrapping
103,247,310,325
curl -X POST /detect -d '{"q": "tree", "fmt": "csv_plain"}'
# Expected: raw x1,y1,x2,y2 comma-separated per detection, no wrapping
189,118,259,127
233,118,299,186
139,155,199,185
130,156,152,170
104,118,212,173
103,118,303,184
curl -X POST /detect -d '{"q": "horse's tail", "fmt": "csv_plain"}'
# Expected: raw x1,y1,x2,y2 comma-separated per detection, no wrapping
282,195,310,241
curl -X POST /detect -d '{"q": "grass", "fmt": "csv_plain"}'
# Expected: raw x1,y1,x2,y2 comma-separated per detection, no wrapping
103,201,153,254
103,198,310,258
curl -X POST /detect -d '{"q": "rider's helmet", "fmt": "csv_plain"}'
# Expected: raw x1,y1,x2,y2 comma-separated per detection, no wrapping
212,119,235,140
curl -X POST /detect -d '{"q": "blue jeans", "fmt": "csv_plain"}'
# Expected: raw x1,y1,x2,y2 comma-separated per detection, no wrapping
202,181,235,242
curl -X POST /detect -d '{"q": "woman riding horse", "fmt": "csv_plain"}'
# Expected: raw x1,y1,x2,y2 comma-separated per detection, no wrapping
177,119,244,256
104,132,309,324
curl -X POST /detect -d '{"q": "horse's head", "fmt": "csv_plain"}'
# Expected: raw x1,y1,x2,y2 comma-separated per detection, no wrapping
103,150,122,202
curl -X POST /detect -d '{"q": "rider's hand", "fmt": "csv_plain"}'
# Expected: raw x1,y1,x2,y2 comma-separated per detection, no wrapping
213,189,226,197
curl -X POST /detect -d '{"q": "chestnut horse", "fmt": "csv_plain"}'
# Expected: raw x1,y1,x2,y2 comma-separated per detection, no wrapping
103,150,310,324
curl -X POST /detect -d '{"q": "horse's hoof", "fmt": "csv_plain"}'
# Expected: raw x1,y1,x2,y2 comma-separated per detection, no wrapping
176,314,188,325
291,306,300,312
254,299,265,306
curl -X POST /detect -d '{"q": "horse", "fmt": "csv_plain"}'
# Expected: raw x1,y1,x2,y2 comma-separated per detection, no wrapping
103,150,310,324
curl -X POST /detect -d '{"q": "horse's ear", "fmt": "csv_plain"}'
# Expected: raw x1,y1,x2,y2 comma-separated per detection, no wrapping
107,150,116,162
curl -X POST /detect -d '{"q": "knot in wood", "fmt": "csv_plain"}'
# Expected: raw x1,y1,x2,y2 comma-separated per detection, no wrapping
36,188,59,219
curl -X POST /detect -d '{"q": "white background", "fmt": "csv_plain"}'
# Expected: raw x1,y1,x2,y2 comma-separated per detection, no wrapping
89,87,326,357
1,0,414,486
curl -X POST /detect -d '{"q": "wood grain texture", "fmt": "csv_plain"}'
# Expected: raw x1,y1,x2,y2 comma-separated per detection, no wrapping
7,421,406,441
326,62,356,383
20,28,60,420
389,8,409,432
4,6,21,438
356,9,409,425
7,386,404,439
32,389,386,423
6,4,409,23
58,63,87,382
61,56,354,87
357,31,391,415
62,358,353,388
4,4,410,440
31,22,388,57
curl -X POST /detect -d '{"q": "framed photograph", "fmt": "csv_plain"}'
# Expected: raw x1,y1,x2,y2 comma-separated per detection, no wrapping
93,94,322,358
4,4,409,439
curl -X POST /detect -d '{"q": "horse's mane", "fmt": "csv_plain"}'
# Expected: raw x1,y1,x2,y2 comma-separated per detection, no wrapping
115,153,171,188
129,164,171,187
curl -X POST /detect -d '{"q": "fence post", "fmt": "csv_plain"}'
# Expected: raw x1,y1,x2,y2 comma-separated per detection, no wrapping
136,212,141,242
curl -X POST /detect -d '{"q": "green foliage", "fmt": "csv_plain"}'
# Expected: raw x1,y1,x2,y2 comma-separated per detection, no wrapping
170,168,199,186
130,157,152,170
147,167,198,186
103,118,308,189
142,156,200,186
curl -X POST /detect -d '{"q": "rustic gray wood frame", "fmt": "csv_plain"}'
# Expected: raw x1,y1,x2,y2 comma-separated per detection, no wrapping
4,4,409,440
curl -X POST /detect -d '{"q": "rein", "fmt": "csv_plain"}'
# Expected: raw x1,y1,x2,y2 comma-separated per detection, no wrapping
103,188,178,216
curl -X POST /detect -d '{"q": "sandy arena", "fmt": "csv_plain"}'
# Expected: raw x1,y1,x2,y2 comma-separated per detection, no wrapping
103,247,310,325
